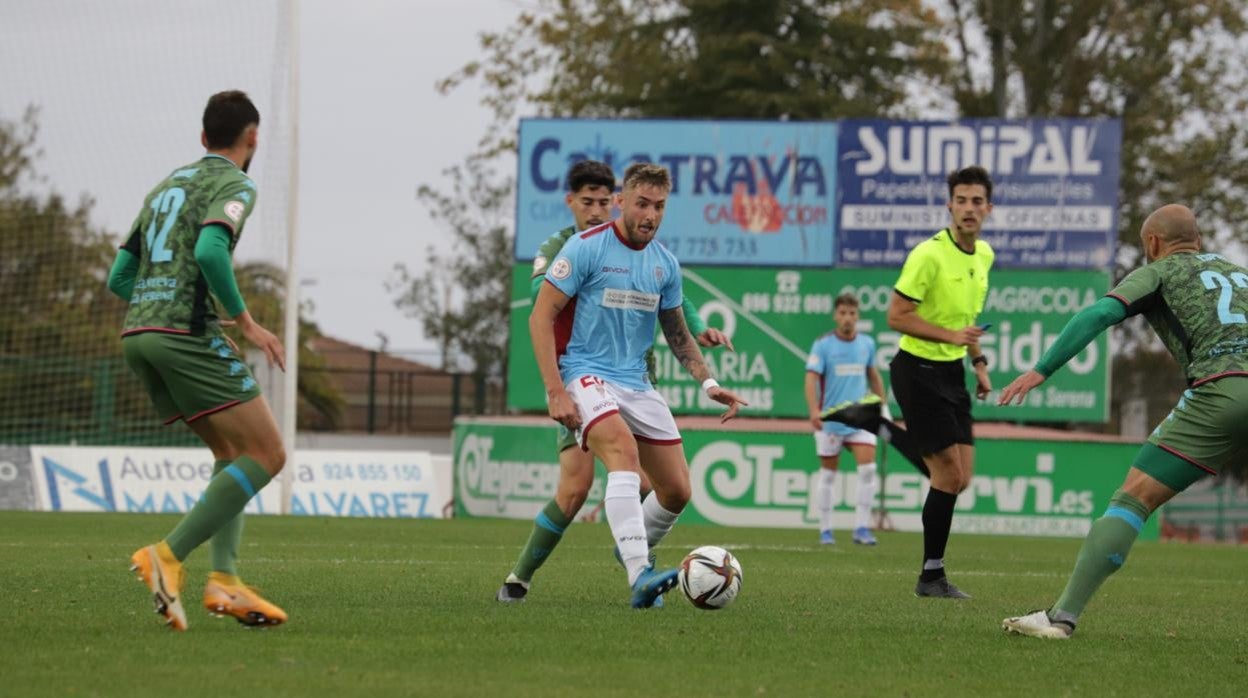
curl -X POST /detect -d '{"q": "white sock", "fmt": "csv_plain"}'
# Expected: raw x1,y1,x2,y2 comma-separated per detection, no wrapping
855,463,877,530
817,468,837,532
641,491,681,549
604,471,648,585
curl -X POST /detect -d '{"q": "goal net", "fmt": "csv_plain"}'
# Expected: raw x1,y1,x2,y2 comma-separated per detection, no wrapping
0,0,297,447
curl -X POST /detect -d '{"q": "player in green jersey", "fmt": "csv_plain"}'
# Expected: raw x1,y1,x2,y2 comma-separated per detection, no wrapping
107,91,287,631
496,160,731,602
998,204,1248,639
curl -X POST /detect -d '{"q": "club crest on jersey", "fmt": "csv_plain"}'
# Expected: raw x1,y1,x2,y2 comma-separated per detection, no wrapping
224,201,245,223
550,258,572,280
533,256,548,274
655,266,664,282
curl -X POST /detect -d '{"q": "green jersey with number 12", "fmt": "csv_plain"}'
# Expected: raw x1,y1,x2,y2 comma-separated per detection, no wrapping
120,154,257,336
1109,251,1248,384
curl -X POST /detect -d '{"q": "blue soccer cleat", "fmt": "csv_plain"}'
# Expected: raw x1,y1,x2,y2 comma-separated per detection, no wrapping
614,546,663,607
630,566,680,609
819,529,835,545
853,526,878,546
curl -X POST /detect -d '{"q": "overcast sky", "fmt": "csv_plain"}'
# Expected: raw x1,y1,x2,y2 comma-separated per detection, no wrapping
0,0,523,359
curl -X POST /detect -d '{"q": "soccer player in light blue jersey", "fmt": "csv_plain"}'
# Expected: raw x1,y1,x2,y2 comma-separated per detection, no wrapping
805,293,886,546
530,163,748,608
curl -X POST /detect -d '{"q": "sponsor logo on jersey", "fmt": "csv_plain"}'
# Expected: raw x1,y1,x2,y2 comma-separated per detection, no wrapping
550,258,572,280
601,265,630,274
602,288,660,312
532,256,548,274
224,201,245,223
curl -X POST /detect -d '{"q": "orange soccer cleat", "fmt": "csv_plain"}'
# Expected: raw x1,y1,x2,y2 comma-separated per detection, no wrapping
130,543,188,631
203,572,288,627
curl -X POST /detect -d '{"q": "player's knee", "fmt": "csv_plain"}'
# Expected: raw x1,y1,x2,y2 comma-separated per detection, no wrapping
557,476,592,516
595,440,640,470
248,442,286,474
658,481,690,512
857,463,877,487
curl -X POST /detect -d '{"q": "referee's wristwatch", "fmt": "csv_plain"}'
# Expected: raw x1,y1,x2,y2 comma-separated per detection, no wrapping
970,354,988,367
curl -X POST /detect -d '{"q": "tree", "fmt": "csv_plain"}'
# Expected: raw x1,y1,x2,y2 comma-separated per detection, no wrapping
0,108,132,442
0,108,343,441
944,0,1248,266
397,0,949,385
389,157,512,377
441,0,947,157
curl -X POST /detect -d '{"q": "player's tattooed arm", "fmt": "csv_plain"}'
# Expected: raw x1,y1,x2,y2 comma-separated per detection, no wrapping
659,306,710,382
660,306,750,422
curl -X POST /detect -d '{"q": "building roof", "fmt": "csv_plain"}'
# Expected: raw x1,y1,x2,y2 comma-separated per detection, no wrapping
309,336,446,374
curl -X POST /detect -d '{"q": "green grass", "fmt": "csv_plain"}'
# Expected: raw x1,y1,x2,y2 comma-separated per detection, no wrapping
2,511,1247,697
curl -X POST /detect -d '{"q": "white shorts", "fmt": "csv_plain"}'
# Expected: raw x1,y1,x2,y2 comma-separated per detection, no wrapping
813,429,877,457
565,374,681,451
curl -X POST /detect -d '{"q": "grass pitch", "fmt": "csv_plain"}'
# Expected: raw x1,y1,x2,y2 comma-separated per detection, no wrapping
2,511,1246,697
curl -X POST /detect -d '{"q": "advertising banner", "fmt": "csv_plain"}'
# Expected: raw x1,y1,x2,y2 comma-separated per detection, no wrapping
0,445,35,510
508,266,1110,422
516,119,838,267
452,419,1157,540
837,118,1122,268
30,447,452,518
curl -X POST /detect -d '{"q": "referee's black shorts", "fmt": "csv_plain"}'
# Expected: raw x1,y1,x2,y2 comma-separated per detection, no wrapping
888,349,974,456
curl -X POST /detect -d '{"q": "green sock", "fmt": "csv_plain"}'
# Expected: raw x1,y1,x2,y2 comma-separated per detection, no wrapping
511,500,573,583
1052,490,1150,619
208,459,245,576
165,456,272,562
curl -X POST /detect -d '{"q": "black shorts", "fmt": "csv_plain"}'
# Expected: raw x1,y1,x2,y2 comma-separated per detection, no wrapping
888,349,973,455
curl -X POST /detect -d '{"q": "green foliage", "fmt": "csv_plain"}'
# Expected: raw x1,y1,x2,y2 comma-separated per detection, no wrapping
4,512,1248,695
0,109,139,443
406,0,948,382
0,109,341,442
945,0,1248,265
390,157,511,376
441,0,947,156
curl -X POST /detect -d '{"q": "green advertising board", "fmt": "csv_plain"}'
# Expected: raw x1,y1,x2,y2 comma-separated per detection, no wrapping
508,266,1111,422
453,418,1157,540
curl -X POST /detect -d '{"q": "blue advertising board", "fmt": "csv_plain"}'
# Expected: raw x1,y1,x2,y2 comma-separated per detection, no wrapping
516,119,838,266
836,119,1122,268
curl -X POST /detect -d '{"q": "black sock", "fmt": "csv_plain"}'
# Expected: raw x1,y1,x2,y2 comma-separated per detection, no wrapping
920,487,958,581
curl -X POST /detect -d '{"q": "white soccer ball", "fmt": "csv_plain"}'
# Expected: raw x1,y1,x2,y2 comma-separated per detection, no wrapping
678,545,743,610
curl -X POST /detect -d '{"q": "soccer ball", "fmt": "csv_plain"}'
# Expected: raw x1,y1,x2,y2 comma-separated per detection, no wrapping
678,545,743,610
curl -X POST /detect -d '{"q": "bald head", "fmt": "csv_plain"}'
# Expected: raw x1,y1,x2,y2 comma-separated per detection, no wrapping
1140,204,1201,261
1142,204,1199,245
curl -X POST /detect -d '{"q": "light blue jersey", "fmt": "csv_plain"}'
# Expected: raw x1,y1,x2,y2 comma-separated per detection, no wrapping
806,332,877,436
545,221,682,390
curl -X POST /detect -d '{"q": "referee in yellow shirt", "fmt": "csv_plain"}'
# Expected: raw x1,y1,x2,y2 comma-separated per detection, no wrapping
886,166,995,599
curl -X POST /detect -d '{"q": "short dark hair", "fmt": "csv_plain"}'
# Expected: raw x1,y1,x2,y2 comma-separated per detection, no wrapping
834,292,859,310
203,90,260,150
567,160,615,193
947,165,993,201
622,162,671,192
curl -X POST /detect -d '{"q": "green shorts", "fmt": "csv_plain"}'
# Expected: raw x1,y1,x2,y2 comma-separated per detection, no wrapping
122,331,261,424
1136,376,1248,491
555,423,578,452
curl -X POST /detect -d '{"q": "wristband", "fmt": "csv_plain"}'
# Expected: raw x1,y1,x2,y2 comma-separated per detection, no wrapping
970,355,988,367
701,378,720,395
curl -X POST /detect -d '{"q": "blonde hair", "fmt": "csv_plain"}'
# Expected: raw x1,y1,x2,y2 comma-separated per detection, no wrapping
622,162,671,192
